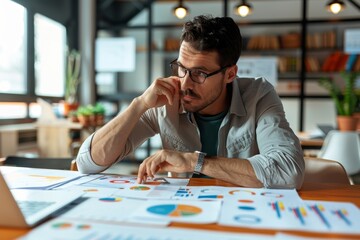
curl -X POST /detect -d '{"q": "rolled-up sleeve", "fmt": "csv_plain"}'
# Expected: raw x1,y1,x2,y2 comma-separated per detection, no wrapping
248,88,304,189
76,133,109,174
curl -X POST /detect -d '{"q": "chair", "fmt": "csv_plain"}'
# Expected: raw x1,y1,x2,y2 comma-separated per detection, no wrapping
304,157,351,185
317,130,360,176
0,156,77,171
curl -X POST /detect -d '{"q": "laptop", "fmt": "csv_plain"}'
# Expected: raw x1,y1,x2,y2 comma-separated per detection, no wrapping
0,171,83,228
317,124,336,138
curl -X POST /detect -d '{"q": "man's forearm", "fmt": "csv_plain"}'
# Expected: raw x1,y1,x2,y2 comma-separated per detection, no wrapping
91,97,148,166
201,156,263,187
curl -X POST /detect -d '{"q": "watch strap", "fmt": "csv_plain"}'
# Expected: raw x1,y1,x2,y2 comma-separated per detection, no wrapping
194,151,206,174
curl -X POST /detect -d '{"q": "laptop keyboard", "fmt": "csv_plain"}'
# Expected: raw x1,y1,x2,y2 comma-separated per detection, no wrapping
17,201,56,217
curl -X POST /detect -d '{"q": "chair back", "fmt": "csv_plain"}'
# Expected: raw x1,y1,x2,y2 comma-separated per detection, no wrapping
304,157,350,185
317,130,360,175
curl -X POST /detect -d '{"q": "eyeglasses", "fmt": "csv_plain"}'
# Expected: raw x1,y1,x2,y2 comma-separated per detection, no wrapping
169,59,229,84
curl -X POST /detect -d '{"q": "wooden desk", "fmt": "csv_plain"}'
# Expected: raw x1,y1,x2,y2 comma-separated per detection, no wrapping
1,179,359,240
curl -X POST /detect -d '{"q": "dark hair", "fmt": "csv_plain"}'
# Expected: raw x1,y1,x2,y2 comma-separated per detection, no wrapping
180,15,242,67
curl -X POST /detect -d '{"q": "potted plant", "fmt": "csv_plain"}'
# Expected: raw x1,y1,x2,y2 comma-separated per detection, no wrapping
64,49,81,116
76,105,92,127
92,103,106,126
319,72,359,131
68,110,79,123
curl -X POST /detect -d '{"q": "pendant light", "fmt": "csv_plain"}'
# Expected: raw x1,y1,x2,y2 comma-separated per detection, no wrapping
234,0,253,17
326,0,346,14
173,0,189,19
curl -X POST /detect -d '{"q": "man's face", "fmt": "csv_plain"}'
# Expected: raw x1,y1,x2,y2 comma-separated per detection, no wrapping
177,41,233,115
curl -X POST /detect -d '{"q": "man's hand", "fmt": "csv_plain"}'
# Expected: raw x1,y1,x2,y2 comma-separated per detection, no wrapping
138,77,180,110
137,150,195,183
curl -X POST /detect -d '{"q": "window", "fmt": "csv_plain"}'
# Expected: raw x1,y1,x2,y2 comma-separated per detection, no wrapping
0,1,74,123
34,13,67,97
0,102,27,119
0,0,27,94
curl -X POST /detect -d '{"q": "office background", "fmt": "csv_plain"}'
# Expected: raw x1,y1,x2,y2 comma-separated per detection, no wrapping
0,0,359,161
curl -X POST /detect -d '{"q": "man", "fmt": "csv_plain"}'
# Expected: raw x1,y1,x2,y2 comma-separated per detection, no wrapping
76,15,304,189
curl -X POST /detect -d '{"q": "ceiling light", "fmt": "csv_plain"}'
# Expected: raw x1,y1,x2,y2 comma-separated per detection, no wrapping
234,0,253,17
326,0,346,14
173,0,189,19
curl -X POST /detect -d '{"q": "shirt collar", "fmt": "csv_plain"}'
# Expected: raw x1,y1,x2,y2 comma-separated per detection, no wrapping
229,77,246,117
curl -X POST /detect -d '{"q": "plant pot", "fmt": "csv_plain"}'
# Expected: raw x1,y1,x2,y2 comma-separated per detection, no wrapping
78,115,91,127
95,114,104,126
63,102,79,117
354,113,360,131
337,115,358,132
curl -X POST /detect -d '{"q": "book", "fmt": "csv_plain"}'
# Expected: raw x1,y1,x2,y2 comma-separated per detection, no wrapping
345,54,358,71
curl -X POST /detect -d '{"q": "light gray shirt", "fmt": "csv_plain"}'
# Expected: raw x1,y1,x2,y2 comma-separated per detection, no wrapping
76,77,304,189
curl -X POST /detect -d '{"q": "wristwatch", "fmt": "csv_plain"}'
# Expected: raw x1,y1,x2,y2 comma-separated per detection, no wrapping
194,151,207,174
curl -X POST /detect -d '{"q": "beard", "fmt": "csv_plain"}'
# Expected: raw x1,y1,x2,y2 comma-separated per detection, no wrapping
181,81,225,113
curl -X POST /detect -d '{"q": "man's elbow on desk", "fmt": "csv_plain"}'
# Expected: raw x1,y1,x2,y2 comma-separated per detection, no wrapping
250,157,304,190
76,151,109,174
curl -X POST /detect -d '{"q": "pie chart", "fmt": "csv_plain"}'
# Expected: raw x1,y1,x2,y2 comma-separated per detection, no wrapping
147,204,202,217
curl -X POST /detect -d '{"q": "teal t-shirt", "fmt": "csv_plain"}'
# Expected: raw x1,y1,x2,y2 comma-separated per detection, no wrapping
194,110,228,156
193,111,227,178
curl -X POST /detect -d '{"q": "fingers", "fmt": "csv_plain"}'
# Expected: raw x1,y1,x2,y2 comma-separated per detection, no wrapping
136,150,191,184
137,159,149,184
155,77,180,106
139,77,180,110
137,153,162,183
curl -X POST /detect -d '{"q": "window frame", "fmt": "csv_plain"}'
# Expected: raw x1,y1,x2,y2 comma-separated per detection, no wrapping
0,0,78,125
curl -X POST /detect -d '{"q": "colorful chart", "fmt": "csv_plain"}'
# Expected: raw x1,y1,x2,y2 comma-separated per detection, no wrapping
308,204,331,228
289,206,307,225
130,186,151,191
175,188,193,197
260,192,284,198
269,201,285,218
52,222,72,229
238,199,254,203
229,190,256,196
234,215,261,224
332,209,351,225
99,197,122,202
147,204,202,217
77,224,91,230
309,204,331,228
198,195,223,199
238,206,256,211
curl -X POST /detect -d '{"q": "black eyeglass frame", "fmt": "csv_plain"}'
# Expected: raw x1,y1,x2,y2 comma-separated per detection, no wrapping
169,59,230,84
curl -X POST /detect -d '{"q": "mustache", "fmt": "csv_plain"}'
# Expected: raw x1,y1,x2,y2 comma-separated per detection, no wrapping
180,89,200,98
